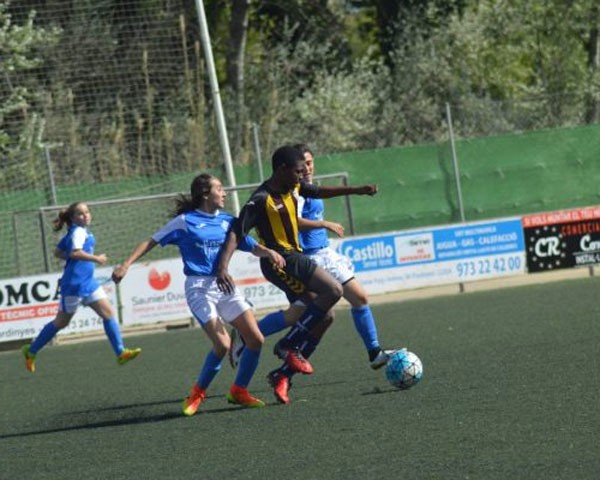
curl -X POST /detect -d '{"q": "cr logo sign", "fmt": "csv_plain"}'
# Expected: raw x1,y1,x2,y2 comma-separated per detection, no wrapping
534,237,561,257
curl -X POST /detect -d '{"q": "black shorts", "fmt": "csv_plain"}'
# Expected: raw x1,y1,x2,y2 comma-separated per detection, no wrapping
260,251,317,303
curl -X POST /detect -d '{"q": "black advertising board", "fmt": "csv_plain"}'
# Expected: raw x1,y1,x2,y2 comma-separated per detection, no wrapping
523,207,600,273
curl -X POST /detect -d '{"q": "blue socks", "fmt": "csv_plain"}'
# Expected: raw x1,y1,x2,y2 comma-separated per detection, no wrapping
29,322,59,354
103,318,125,356
351,305,380,352
234,347,261,388
258,310,288,336
197,350,223,389
31,317,127,358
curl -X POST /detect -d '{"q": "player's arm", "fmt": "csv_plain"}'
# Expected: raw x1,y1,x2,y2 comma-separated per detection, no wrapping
70,249,107,265
111,238,158,284
216,197,261,293
67,227,107,265
314,184,377,198
251,243,286,268
53,248,67,260
215,228,242,294
297,217,345,238
216,201,260,294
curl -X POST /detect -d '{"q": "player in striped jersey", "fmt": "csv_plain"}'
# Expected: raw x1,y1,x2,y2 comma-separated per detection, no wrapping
216,145,377,402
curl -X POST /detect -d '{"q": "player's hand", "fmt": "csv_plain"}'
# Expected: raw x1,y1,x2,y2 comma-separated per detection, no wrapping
216,269,236,294
266,249,286,269
324,221,344,238
359,184,378,196
111,264,128,284
96,253,108,266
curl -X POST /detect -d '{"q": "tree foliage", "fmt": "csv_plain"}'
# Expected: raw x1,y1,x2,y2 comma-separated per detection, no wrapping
0,2,60,153
1,0,599,187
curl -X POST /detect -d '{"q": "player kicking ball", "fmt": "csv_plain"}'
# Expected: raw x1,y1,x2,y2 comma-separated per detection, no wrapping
230,144,401,403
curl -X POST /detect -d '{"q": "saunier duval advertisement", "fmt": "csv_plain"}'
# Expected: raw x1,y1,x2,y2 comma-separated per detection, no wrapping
523,206,600,273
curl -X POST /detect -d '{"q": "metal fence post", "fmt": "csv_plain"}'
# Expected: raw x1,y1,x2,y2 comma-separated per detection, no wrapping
446,102,466,293
39,209,51,273
445,103,465,223
252,123,264,182
44,146,58,206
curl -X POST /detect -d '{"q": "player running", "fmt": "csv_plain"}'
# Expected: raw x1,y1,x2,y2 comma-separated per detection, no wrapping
21,202,141,373
111,173,284,415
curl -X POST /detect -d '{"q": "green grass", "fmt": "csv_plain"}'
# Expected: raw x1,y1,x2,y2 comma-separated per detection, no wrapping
2,277,599,479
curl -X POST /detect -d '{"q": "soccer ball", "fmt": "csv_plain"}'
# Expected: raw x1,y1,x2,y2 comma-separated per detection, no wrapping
385,350,423,390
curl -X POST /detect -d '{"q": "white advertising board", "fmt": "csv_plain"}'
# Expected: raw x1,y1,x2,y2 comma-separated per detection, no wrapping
0,268,118,343
1,218,529,343
335,218,527,294
118,251,288,327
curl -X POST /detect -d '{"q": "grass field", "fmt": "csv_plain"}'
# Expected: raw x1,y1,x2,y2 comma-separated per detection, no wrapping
2,277,599,479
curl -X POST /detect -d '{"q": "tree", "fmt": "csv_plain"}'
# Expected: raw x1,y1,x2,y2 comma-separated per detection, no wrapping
0,2,60,154
226,0,250,162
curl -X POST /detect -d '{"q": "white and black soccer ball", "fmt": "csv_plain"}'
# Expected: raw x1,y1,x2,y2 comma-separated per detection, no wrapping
385,350,423,390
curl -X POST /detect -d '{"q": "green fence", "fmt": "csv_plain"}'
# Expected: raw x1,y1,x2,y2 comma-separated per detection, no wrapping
319,123,600,233
2,123,600,278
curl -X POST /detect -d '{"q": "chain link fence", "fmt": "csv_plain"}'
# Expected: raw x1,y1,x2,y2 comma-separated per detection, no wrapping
5,173,353,278
3,1,600,279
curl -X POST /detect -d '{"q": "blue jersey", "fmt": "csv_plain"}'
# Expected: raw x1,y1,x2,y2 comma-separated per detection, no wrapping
57,225,100,297
152,210,257,276
299,196,329,254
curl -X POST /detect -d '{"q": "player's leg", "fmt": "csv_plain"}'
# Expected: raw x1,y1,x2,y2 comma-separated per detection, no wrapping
229,303,304,368
344,278,396,370
267,309,335,404
344,279,382,359
343,279,401,369
22,308,75,373
182,278,228,415
313,247,397,369
182,316,229,416
259,255,318,373
226,310,265,407
257,303,301,335
273,263,342,356
88,291,141,364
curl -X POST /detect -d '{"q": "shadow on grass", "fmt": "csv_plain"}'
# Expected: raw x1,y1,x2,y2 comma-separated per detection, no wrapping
361,385,406,395
60,394,222,415
0,396,270,440
0,411,183,439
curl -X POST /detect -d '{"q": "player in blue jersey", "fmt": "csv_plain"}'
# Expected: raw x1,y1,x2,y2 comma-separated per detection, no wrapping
21,202,141,373
296,143,398,368
111,173,285,415
229,144,399,403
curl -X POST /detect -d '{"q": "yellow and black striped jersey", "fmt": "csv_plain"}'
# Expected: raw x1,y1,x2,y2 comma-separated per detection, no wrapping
233,181,320,253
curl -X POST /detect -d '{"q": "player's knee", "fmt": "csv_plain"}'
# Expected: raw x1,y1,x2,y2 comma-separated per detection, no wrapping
244,331,264,350
53,316,71,330
322,313,335,328
353,292,369,306
53,319,69,330
327,281,343,304
213,340,229,358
